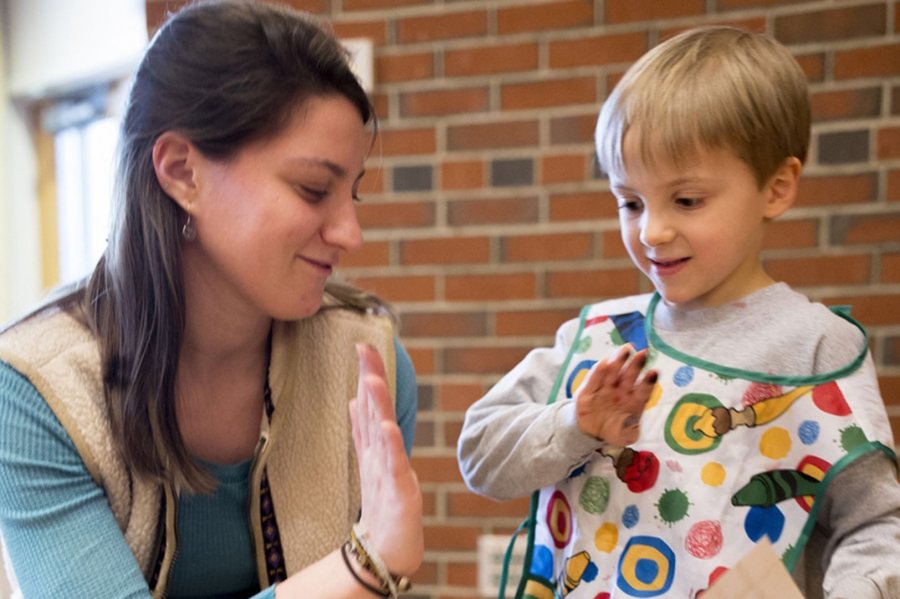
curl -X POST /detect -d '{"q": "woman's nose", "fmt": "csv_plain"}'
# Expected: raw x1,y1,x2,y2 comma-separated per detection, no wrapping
323,194,363,252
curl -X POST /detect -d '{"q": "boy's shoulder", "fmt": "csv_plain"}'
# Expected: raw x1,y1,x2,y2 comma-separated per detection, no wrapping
769,287,866,373
662,283,865,375
741,283,863,338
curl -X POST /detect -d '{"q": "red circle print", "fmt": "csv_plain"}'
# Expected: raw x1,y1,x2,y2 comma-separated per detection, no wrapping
685,520,723,559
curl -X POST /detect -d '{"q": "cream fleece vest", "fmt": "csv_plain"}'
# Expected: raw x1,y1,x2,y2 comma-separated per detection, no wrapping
0,304,395,597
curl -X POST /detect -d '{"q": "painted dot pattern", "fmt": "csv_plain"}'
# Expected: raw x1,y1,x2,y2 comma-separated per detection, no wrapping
524,301,886,598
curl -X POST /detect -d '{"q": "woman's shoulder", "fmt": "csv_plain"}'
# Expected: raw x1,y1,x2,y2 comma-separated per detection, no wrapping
0,307,110,485
1,306,96,368
0,359,75,454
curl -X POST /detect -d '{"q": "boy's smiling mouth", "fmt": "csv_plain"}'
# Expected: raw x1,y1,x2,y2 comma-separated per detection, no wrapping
649,257,690,275
649,257,689,266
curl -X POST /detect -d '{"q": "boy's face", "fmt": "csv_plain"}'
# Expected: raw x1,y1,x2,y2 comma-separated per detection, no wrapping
610,134,783,310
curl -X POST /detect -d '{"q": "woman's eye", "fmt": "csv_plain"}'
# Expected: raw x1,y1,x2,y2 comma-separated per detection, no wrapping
298,186,328,202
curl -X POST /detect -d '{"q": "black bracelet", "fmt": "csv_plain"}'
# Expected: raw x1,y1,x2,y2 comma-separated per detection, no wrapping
349,525,412,596
341,540,389,597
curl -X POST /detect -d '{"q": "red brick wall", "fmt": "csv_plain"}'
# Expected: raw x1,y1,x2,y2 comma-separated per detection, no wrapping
148,2,900,597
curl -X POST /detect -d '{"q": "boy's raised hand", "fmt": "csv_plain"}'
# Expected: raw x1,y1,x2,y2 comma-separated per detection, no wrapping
575,345,657,446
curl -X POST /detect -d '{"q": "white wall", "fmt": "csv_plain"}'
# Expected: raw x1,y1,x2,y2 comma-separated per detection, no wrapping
8,0,147,99
3,0,146,323
0,3,10,589
0,2,9,326
0,0,146,324
1,98,41,325
0,1,146,594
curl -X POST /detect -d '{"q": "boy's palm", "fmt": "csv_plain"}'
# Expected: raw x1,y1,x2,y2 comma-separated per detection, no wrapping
575,346,655,446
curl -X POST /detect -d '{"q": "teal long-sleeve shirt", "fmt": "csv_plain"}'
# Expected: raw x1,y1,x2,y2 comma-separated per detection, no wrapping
0,339,417,599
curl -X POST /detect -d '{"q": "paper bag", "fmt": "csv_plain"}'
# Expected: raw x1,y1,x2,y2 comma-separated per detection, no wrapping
700,538,803,598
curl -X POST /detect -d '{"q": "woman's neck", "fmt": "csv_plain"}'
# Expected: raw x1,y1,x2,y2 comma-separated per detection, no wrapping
176,273,273,464
175,328,270,464
179,244,274,369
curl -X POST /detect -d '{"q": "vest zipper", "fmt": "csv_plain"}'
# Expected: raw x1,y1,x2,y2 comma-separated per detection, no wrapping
248,432,271,584
152,481,179,599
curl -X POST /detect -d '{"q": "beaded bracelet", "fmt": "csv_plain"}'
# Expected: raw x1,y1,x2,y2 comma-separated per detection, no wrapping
340,539,388,597
345,524,412,598
350,525,397,597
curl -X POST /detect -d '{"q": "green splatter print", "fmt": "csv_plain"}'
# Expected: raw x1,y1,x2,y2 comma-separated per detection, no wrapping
579,476,611,515
609,329,624,346
656,489,690,525
575,336,592,353
646,346,658,368
839,425,868,452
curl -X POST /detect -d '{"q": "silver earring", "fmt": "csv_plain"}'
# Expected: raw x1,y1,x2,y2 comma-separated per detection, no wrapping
182,214,197,241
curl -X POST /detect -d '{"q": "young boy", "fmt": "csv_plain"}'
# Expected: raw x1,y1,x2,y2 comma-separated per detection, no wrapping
457,27,900,598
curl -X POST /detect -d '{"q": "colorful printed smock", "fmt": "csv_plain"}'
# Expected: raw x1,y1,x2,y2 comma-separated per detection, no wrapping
517,294,895,599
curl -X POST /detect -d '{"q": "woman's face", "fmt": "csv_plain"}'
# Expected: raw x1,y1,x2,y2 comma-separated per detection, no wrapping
186,95,368,322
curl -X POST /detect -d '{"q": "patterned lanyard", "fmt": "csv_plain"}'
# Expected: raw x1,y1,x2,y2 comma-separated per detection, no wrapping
258,381,287,585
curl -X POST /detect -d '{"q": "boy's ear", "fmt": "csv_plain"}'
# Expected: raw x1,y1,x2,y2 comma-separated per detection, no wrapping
763,157,802,219
152,131,199,211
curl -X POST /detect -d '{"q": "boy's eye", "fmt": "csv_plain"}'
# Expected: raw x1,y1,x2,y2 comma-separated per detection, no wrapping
617,199,642,212
675,197,703,208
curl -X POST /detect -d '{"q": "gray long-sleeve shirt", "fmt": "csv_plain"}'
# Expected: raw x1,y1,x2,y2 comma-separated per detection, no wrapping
458,284,900,599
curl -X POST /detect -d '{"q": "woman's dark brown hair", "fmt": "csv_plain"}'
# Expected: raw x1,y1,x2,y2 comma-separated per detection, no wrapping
56,0,377,492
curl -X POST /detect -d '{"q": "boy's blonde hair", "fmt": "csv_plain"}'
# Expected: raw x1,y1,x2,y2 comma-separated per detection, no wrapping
596,26,810,188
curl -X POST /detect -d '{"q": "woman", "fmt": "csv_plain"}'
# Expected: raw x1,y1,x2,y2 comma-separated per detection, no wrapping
0,1,423,597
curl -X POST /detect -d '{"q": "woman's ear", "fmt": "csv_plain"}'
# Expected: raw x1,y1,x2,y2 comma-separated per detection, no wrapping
763,156,802,219
152,131,198,211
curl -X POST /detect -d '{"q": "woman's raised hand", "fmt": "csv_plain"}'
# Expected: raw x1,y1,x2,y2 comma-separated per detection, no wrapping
350,344,424,576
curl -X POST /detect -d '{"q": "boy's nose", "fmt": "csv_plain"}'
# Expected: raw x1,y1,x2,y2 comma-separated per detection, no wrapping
639,212,674,247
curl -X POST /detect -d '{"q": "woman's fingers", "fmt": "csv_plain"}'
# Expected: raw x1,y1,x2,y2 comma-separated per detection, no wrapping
357,343,396,419
355,343,393,452
352,344,424,576
360,342,387,379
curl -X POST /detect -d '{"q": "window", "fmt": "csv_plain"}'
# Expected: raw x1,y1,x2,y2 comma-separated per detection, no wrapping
54,115,117,283
42,86,122,284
